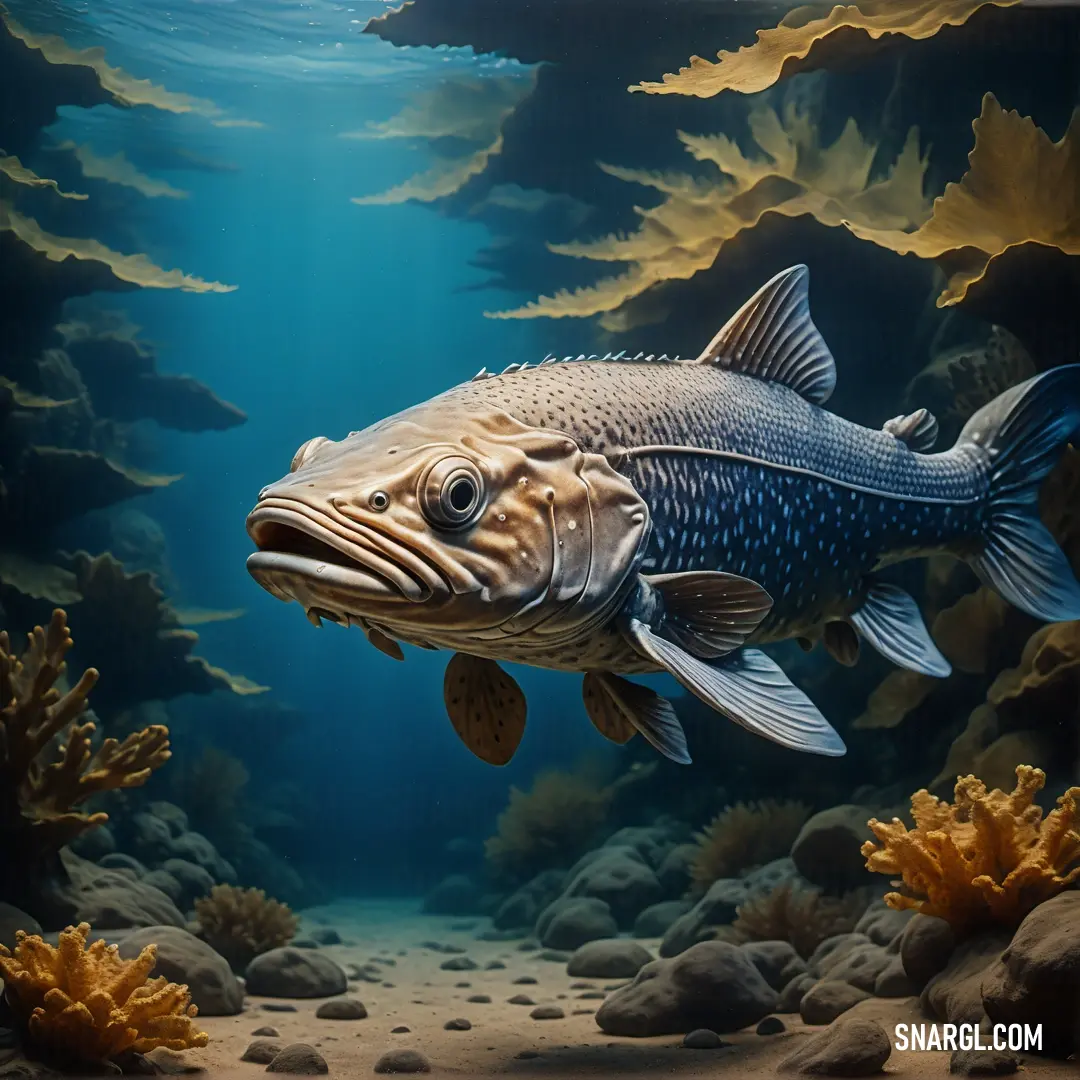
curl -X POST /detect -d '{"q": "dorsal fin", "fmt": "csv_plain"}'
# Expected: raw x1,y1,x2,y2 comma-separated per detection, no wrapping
883,408,939,451
694,265,837,404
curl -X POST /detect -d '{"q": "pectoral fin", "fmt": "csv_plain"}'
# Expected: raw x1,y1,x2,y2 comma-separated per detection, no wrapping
823,621,860,667
625,620,846,757
582,671,689,764
645,571,772,658
367,627,404,661
849,582,951,677
443,653,526,766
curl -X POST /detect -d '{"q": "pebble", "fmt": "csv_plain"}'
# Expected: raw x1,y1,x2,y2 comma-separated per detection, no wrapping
466,994,491,1004
440,956,477,971
757,1016,786,1036
241,1039,283,1064
569,982,595,990
576,991,606,1000
263,1003,299,1013
530,1006,565,1020
373,1048,432,1074
517,941,539,952
391,1026,410,1034
266,1043,329,1075
508,994,535,1006
512,976,538,985
444,1018,472,1031
484,960,506,970
315,998,368,1020
516,1051,540,1060
252,1026,280,1037
683,1029,727,1049
538,950,570,962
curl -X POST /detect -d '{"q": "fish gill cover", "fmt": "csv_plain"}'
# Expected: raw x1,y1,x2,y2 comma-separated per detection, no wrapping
1,0,1079,1076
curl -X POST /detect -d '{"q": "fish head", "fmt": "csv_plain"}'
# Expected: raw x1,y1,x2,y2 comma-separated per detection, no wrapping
245,401,649,649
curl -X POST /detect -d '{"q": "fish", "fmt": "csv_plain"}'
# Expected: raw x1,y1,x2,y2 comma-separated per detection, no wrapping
245,265,1080,766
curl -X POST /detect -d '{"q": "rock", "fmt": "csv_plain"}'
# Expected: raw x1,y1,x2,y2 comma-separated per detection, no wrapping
596,941,777,1036
253,1027,280,1037
512,975,537,984
824,942,893,993
242,1040,284,1064
779,1017,891,1075
423,874,482,916
390,1026,410,1034
530,1006,564,1019
66,857,186,929
245,947,348,998
790,806,874,891
900,914,956,990
536,896,618,950
566,939,654,979
799,980,872,1025
874,955,918,997
140,870,184,907
742,941,808,991
118,926,243,1016
922,933,1009,1026
981,890,1080,1057
949,1048,1020,1075
262,1003,298,1012
564,851,663,929
757,1016,786,1035
485,960,506,970
161,858,216,907
439,955,478,971
100,852,147,876
538,948,569,962
168,830,235,883
656,844,698,898
315,998,367,1019
507,994,535,1005
810,934,873,978
466,994,491,1004
266,1044,329,1075
603,827,675,868
633,901,691,938
778,973,817,1013
68,824,116,861
148,800,189,837
493,870,566,930
660,878,750,958
310,927,341,946
373,1049,431,1074
855,901,914,948
682,1028,726,1049
131,811,174,861
0,904,42,951
443,1018,471,1030
292,938,318,949
745,857,800,893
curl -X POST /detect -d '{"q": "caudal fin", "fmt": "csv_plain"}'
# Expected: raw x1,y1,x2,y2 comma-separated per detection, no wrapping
958,363,1080,622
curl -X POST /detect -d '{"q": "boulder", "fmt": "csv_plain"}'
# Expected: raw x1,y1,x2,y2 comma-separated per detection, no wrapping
99,853,146,877
790,806,875,891
633,901,691,939
855,901,914,948
118,926,243,1016
141,870,184,907
874,955,918,997
799,980,872,1025
566,939,653,979
742,940,809,991
0,904,41,951
660,878,749,957
564,850,663,929
810,934,873,978
148,800,189,837
63,854,186,929
422,874,482,916
949,1048,1020,1075
242,1039,284,1064
492,870,566,930
778,972,817,1013
824,942,893,993
981,891,1080,1057
595,941,777,1036
162,858,216,906
131,812,175,862
169,831,236,883
536,896,617,950
266,1043,329,1074
900,914,956,990
656,844,697,897
779,1017,892,1075
68,824,116,861
602,827,674,868
922,933,1010,1026
373,1049,431,1074
245,947,347,998
315,998,367,1019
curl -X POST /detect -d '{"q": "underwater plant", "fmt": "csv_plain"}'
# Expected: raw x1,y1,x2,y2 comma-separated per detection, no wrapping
689,800,810,895
862,765,1080,933
630,0,1020,98
0,608,171,874
194,884,299,971
724,880,870,958
0,922,208,1064
484,768,613,882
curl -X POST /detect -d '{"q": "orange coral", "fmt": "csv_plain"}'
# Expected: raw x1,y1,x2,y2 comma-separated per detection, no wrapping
862,766,1080,933
0,923,208,1063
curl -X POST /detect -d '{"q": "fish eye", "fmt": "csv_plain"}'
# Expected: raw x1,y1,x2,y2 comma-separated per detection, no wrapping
418,456,485,529
290,436,328,472
369,490,390,512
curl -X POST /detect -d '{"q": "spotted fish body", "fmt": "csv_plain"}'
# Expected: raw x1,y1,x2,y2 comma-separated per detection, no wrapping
247,266,1080,766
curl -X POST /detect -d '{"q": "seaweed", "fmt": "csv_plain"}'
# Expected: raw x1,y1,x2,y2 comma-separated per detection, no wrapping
194,885,298,972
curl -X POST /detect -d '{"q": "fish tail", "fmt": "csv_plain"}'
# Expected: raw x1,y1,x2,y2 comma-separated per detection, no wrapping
957,362,1080,622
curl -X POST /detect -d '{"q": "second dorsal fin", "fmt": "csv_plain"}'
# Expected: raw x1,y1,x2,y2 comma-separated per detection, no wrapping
695,265,837,404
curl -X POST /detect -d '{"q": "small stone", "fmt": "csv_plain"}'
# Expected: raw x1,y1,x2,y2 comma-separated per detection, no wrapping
373,1048,431,1074
390,1026,410,1034
779,1018,891,1075
512,975,538,984
466,995,491,1004
757,1016,786,1035
454,982,470,988
508,994,535,1005
315,998,367,1020
263,1003,299,1013
538,949,570,962
266,1043,329,1075
682,1029,726,1049
577,991,606,1000
440,956,478,971
252,1026,280,1037
515,1051,540,1060
569,982,595,990
566,939,653,979
530,1006,564,1020
799,980,872,1025
443,1018,472,1031
485,960,506,970
292,938,319,949
310,928,342,946
517,941,539,952
949,1049,1020,1076
242,1039,284,1064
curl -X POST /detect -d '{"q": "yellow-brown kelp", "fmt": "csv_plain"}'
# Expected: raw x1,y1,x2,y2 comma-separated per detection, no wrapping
194,885,298,971
862,765,1080,933
630,1,1020,98
0,923,208,1064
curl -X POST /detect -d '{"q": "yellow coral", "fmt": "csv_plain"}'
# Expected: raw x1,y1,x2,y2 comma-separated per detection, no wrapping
630,1,1019,98
0,923,208,1063
690,800,810,893
194,885,297,971
862,765,1080,933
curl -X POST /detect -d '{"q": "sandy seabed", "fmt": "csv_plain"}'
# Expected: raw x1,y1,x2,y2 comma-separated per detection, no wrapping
186,899,1073,1079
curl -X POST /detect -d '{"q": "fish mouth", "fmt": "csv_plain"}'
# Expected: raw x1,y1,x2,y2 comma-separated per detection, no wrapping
246,504,439,617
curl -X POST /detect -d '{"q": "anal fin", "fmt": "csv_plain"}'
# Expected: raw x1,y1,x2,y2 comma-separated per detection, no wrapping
625,621,846,757
849,582,951,678
582,671,688,763
443,653,526,766
823,621,860,667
